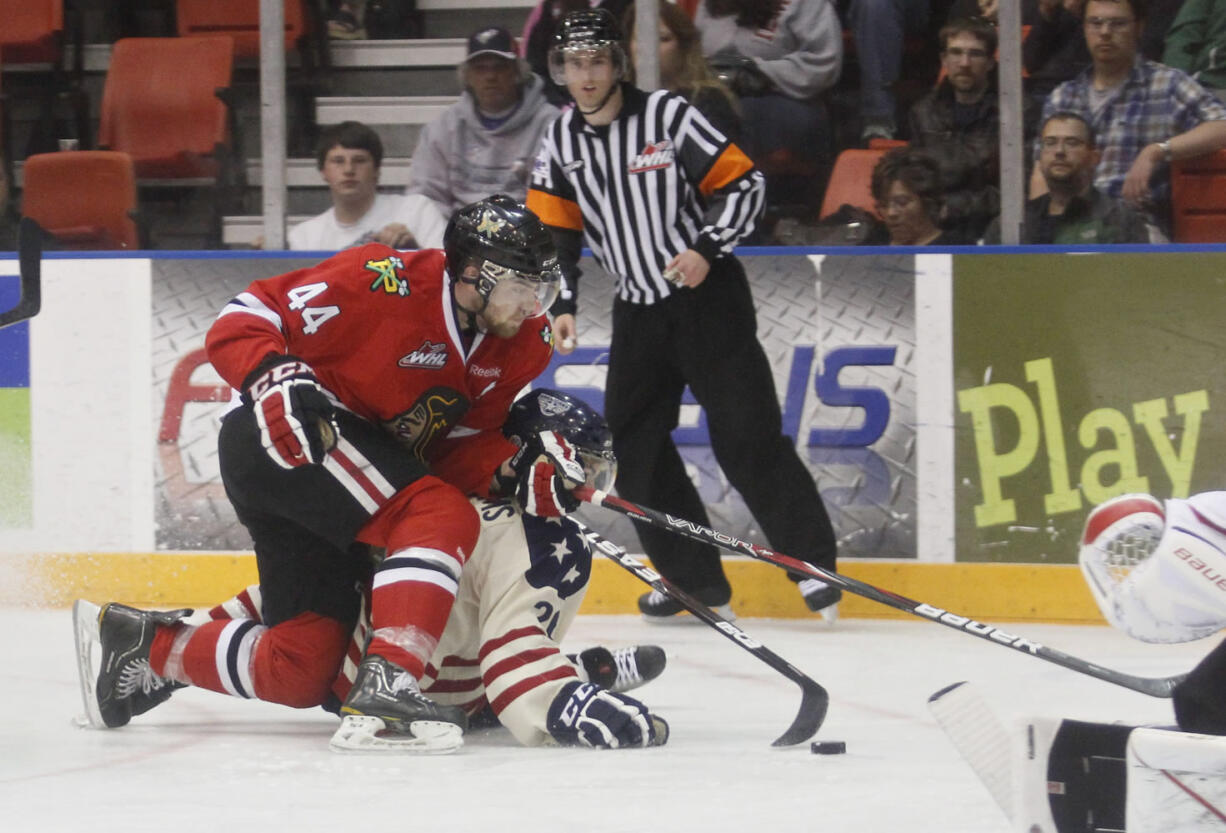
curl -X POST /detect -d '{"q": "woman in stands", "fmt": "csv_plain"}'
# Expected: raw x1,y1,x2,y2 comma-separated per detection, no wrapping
692,0,843,209
870,147,961,245
622,1,741,142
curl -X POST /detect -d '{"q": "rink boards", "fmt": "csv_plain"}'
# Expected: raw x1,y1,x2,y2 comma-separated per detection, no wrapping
1,247,1223,619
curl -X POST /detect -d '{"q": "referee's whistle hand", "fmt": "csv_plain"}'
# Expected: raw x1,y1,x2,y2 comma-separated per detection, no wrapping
666,250,710,289
552,314,577,354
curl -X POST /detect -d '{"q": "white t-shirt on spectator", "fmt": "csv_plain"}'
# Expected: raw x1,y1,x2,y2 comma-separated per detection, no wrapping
287,192,448,251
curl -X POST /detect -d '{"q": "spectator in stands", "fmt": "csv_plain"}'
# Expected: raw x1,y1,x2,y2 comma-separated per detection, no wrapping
1163,0,1226,101
407,26,561,215
870,147,961,244
846,0,933,143
1024,0,1092,101
326,1,367,39
285,120,447,251
524,0,632,105
909,17,1040,242
694,0,842,208
1035,0,1226,236
984,110,1150,241
623,1,741,141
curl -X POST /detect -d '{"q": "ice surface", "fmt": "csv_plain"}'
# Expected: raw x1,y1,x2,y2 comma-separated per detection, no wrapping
1,609,1212,832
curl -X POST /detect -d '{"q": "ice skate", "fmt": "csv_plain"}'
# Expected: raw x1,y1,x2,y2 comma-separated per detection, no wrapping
798,578,841,623
638,589,734,623
330,655,467,754
574,645,666,693
74,600,190,729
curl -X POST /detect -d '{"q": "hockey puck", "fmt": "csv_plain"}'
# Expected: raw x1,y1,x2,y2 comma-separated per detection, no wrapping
811,741,847,755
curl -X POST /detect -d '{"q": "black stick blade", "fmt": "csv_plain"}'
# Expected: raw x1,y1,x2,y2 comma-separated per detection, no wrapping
1,218,43,330
772,678,830,747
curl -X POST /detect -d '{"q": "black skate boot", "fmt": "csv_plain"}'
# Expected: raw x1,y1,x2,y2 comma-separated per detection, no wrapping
330,655,468,754
79,601,190,729
573,645,667,693
638,588,734,623
798,578,842,623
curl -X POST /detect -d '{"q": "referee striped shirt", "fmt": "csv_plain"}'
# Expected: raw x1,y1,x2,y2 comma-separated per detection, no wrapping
526,84,765,311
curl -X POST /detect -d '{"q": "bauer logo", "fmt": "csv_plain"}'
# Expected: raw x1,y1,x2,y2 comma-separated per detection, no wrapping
398,341,448,369
628,139,675,174
915,604,1044,654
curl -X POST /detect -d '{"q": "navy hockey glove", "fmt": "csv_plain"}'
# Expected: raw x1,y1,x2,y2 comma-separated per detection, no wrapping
244,356,338,470
546,681,668,749
498,430,586,517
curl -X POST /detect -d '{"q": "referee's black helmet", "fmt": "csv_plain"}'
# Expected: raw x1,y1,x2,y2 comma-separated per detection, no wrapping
548,8,627,85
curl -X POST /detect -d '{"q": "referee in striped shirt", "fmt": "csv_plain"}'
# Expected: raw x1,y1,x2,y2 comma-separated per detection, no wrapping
527,8,840,621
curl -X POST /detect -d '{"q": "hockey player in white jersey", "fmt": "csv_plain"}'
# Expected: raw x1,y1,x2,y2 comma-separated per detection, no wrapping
1079,490,1226,733
75,389,668,752
932,491,1226,833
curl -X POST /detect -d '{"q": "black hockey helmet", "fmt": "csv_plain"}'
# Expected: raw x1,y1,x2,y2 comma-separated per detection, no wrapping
548,8,627,86
444,194,561,312
505,388,617,491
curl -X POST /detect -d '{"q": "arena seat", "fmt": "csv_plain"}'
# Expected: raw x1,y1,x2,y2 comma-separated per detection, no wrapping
0,0,88,155
98,37,240,246
175,0,326,156
21,150,141,249
819,148,887,220
176,0,312,60
1171,149,1226,243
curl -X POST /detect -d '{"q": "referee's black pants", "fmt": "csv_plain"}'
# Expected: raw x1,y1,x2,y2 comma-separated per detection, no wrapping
604,256,838,599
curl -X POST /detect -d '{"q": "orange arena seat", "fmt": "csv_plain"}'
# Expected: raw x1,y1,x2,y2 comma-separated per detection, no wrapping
21,150,140,249
1171,149,1226,243
819,148,888,220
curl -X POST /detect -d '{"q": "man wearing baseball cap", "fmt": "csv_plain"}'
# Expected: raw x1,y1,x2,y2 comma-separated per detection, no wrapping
406,26,560,214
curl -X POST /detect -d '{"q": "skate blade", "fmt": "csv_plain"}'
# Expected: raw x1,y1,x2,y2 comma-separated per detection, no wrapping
71,599,106,730
818,603,839,625
329,715,463,755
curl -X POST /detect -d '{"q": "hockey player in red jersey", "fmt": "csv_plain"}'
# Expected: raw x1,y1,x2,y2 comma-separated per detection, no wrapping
75,390,668,750
75,196,598,754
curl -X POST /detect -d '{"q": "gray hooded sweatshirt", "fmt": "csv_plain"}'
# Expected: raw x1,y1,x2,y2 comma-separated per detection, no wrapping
406,73,561,214
695,0,842,101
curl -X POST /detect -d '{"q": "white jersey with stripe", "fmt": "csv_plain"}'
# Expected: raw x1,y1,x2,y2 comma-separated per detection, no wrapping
336,497,590,745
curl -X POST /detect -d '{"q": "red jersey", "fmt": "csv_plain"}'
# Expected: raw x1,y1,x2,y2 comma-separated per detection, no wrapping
206,244,555,495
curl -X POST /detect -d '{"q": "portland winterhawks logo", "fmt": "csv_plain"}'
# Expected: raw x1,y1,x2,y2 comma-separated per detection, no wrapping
365,255,409,297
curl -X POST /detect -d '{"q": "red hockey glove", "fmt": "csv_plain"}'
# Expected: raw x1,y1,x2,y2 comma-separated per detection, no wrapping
498,430,586,517
244,356,338,469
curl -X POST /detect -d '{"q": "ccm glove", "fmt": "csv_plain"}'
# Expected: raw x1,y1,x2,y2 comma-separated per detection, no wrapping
546,681,668,749
498,430,586,517
244,356,338,469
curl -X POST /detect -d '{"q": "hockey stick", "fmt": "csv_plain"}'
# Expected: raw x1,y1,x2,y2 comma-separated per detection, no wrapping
576,486,1187,699
572,518,829,747
0,218,43,331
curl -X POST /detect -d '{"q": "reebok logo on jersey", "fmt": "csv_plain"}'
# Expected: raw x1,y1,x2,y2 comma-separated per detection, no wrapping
399,341,449,369
468,364,501,379
628,139,675,174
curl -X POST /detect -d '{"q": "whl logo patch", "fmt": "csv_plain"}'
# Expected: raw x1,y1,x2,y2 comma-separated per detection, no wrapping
399,341,449,369
628,139,675,174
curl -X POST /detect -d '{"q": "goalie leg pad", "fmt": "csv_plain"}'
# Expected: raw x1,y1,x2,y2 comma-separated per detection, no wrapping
1127,727,1226,832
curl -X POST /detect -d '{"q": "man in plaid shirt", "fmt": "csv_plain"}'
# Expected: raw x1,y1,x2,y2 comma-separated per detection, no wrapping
1033,0,1226,236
